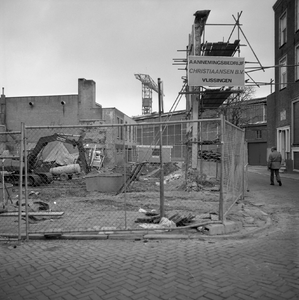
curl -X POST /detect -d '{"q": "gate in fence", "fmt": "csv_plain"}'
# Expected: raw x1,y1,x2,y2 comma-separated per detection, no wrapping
0,116,247,239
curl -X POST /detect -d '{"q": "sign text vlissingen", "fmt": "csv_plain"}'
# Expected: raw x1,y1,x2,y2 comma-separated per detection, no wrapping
188,56,245,87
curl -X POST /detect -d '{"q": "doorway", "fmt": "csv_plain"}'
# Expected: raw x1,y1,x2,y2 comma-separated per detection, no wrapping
277,126,290,162
248,142,267,166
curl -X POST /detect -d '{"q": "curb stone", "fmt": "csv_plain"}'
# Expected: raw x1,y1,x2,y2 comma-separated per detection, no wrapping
0,216,272,241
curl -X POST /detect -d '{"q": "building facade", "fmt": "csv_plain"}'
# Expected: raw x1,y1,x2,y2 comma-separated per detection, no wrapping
133,110,187,162
219,96,267,166
103,107,137,166
269,0,299,172
0,78,103,131
241,98,268,166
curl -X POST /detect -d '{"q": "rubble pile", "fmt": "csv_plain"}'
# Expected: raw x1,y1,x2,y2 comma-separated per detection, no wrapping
135,209,195,227
178,169,216,192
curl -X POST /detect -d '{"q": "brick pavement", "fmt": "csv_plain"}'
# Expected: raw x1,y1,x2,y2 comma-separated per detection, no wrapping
0,170,299,300
0,221,298,300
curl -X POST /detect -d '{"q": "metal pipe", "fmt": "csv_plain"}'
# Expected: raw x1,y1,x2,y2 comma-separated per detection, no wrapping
123,124,127,229
219,114,225,222
2,159,5,210
18,124,24,241
23,123,29,241
158,78,165,218
25,118,222,129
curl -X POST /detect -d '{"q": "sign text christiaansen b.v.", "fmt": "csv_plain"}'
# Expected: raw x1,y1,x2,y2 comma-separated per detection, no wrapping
188,56,245,87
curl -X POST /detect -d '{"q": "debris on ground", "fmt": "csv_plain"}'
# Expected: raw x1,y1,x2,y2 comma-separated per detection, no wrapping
8,195,62,223
177,168,217,192
136,211,195,227
138,162,180,178
138,208,158,216
168,213,195,226
159,217,176,228
155,173,182,186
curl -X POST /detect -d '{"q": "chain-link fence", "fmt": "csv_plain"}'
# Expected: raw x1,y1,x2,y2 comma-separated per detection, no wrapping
0,130,23,239
0,116,246,238
222,120,246,218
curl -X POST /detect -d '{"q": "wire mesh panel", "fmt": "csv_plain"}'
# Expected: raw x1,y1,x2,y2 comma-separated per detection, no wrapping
2,117,246,236
222,120,246,217
23,124,137,234
0,131,22,238
132,119,221,229
197,120,222,183
20,121,221,234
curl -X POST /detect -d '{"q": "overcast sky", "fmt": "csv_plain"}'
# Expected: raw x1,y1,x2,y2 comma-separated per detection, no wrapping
0,0,276,117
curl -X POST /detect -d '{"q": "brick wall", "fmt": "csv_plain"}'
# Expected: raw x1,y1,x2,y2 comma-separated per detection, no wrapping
3,78,102,131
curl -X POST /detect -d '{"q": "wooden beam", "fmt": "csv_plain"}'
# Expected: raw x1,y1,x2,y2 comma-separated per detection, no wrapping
0,212,64,217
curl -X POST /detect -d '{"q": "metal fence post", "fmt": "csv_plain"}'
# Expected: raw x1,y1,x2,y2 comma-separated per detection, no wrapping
123,123,127,229
219,114,225,222
23,123,29,241
18,124,24,240
241,135,245,200
158,78,165,218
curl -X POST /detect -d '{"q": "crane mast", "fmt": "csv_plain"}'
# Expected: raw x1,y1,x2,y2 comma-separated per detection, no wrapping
134,74,159,115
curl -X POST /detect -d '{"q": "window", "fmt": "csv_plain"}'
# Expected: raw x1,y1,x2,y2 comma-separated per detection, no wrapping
294,100,299,145
116,117,123,140
125,121,128,142
262,104,267,122
279,12,287,46
279,56,287,89
117,117,120,139
296,45,299,81
256,130,262,139
277,126,290,153
120,119,123,140
296,0,299,31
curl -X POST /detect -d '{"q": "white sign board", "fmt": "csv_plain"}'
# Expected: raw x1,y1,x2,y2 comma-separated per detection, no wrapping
188,56,245,87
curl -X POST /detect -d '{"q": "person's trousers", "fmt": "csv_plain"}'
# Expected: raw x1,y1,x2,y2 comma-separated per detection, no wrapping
270,169,281,184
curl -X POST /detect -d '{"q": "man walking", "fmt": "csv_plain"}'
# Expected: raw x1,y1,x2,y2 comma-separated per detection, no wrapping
268,146,282,186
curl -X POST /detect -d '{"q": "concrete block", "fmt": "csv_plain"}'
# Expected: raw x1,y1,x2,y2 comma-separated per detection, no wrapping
205,224,225,235
85,173,123,193
223,221,243,234
204,221,243,235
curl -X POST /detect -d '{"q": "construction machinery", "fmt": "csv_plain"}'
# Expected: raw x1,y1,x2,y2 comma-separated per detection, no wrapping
3,133,90,186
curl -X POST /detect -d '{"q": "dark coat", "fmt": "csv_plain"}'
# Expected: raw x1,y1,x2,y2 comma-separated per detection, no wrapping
268,150,282,169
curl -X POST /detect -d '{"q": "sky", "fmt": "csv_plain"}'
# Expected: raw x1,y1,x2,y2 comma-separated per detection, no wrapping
0,0,276,117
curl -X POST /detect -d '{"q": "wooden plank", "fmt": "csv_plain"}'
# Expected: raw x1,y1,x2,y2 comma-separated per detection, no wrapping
117,162,145,194
0,212,64,217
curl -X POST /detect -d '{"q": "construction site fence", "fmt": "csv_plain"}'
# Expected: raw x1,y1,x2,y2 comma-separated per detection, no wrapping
0,117,247,239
